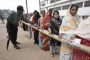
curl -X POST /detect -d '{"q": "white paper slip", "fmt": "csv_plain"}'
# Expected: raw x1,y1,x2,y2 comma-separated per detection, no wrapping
71,38,81,47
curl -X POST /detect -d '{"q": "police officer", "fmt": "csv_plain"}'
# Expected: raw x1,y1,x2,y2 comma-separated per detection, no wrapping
6,5,32,49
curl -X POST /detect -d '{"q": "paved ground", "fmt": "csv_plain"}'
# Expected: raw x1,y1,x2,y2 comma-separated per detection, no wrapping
0,20,59,60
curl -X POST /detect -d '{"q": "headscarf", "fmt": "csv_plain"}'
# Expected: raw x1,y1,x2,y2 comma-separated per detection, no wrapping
44,10,52,21
43,10,52,29
60,5,80,32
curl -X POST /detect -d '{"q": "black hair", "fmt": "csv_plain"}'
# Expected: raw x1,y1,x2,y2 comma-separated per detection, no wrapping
33,12,41,23
49,9,52,11
53,11,60,20
70,4,79,10
48,9,52,12
33,10,37,15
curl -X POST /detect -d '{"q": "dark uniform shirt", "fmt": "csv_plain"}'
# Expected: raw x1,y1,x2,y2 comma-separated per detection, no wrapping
7,12,27,26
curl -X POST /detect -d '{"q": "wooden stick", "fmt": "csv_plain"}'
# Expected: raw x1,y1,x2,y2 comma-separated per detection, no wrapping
22,21,90,54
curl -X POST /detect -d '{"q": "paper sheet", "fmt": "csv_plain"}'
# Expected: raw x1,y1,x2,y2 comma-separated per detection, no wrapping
71,38,81,47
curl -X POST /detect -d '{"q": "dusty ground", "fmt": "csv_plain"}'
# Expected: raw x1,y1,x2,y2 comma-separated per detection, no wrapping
0,20,59,60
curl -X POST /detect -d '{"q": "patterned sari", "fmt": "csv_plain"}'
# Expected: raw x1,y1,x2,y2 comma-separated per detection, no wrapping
73,16,90,60
42,12,52,50
59,7,80,60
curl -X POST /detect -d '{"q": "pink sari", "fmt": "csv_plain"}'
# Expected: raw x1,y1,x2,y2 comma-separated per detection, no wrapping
42,12,52,50
73,16,90,60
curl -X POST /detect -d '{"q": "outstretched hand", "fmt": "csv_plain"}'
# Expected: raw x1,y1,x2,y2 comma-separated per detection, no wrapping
69,34,76,40
58,33,63,38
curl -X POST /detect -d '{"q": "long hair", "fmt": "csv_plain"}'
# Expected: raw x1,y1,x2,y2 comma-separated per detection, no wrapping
33,12,41,23
53,11,60,20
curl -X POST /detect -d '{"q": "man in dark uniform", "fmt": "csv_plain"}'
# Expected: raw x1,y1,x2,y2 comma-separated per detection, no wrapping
6,5,32,49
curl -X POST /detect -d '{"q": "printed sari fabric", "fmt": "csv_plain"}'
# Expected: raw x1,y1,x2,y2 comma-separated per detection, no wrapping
42,12,52,51
59,6,80,60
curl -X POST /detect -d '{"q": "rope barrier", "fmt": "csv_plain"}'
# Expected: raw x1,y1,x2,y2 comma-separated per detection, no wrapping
22,21,90,54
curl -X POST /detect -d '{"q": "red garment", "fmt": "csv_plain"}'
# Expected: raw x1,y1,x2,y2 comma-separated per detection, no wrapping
42,34,50,50
73,38,90,60
42,12,52,51
31,16,36,33
43,13,52,30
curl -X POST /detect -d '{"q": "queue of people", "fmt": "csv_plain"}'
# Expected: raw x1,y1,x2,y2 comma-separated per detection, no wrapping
6,4,90,60
29,4,90,60
29,9,62,57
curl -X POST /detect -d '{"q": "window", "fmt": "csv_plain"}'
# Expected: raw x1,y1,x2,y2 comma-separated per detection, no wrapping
62,5,70,10
50,0,55,4
50,6,61,11
50,0,60,4
41,3,45,6
50,8,54,11
76,2,83,8
54,6,61,11
56,0,60,2
84,1,90,7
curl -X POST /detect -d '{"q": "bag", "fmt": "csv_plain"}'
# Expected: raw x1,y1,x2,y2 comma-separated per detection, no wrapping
22,23,27,31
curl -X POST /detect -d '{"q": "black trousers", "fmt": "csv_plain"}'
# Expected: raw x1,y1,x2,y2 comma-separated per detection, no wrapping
50,38,61,46
34,30,39,44
8,23,18,46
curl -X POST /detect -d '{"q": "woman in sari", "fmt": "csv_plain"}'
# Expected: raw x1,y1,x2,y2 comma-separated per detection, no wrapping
34,12,40,45
32,11,40,45
42,9,52,51
30,10,37,43
49,11,62,57
59,4,81,60
70,16,90,60
38,10,46,48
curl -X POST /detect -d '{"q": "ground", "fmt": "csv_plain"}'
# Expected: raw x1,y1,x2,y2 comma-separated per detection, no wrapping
0,20,59,60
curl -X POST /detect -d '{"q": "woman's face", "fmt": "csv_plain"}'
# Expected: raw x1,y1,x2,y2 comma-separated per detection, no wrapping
54,12,59,19
49,10,52,15
70,6,78,16
42,11,45,17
